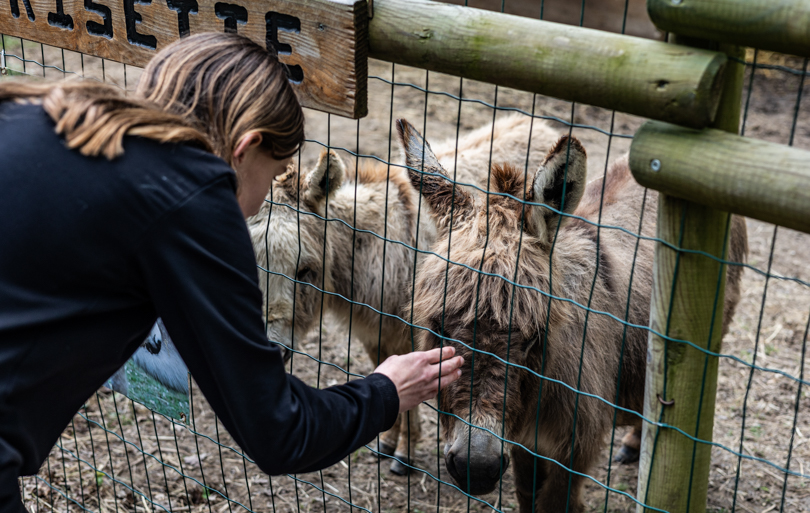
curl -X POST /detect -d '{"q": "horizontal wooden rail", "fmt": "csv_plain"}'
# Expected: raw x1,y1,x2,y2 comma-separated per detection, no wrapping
367,0,727,129
648,0,810,57
629,121,810,234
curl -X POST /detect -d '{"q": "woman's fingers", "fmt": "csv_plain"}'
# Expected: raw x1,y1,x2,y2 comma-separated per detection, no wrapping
423,346,456,364
438,356,464,377
420,357,464,398
372,347,465,413
430,368,462,394
426,355,463,380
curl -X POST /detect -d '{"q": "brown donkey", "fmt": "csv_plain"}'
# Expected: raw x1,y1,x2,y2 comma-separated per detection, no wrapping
247,114,560,474
397,119,747,512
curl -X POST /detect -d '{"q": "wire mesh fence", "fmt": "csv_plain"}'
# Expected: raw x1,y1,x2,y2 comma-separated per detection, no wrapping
4,0,810,512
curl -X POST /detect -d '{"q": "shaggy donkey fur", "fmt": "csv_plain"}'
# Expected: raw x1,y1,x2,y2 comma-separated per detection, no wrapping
398,119,747,512
246,114,560,474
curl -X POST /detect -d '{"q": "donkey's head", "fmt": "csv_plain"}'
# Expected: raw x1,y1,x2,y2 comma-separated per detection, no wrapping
398,119,587,495
248,150,345,355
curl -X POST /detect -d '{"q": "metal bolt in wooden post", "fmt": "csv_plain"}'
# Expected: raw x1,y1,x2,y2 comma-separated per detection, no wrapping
635,40,745,513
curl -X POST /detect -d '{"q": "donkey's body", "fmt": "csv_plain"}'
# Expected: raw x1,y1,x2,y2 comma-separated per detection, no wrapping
398,120,747,512
247,115,560,474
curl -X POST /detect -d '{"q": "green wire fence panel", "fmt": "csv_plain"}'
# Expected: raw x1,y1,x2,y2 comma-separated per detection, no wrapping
368,0,727,129
5,1,810,513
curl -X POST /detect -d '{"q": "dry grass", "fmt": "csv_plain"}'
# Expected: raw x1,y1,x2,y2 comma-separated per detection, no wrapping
744,49,808,79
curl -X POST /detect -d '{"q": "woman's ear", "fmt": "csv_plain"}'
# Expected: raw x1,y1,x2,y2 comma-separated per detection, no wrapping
527,136,587,243
232,131,264,167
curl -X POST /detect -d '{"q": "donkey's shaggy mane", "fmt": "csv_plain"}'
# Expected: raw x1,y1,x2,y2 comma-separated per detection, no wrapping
490,162,529,199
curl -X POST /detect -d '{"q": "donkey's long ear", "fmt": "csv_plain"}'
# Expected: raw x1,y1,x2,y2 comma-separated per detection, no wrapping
396,118,474,228
397,118,442,173
527,136,587,243
304,149,345,207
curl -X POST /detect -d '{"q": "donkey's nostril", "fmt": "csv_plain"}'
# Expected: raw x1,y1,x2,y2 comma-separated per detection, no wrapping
446,435,505,496
445,449,467,484
486,460,501,480
486,454,509,480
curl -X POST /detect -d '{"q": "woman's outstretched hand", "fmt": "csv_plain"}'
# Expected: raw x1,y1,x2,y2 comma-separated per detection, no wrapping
373,347,464,413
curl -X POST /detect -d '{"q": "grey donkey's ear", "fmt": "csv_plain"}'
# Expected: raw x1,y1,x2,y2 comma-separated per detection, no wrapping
397,118,442,173
305,149,345,206
527,136,587,243
396,118,474,227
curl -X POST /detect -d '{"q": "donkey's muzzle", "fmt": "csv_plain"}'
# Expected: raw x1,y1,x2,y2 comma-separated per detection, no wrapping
445,432,510,496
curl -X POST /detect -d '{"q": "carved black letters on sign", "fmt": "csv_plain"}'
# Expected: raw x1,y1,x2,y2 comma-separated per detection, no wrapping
124,0,158,48
0,0,365,117
214,2,247,34
265,12,297,54
266,12,303,83
9,0,36,21
48,0,74,29
166,0,198,37
85,0,113,37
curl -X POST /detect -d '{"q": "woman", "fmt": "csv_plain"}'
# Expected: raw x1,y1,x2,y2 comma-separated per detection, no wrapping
0,33,462,512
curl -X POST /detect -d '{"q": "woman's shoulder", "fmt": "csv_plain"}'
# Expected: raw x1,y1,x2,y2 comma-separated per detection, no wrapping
129,135,235,186
117,134,238,216
0,100,230,173
0,99,237,215
0,100,49,126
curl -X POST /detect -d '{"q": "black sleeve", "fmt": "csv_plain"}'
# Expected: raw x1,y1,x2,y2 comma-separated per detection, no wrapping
135,175,399,475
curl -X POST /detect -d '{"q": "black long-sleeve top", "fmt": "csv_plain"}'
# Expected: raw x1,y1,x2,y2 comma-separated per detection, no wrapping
0,103,399,513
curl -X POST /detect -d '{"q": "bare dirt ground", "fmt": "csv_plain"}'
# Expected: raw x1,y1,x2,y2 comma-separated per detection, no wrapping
9,1,810,512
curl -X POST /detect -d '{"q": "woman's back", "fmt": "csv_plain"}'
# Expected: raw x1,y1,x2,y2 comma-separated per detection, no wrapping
0,100,247,476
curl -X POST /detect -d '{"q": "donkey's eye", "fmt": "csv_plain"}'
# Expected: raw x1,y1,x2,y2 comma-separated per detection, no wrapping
296,267,315,284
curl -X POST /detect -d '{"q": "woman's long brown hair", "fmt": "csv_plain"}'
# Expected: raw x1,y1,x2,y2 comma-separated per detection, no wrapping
137,32,305,164
0,33,304,163
0,80,212,160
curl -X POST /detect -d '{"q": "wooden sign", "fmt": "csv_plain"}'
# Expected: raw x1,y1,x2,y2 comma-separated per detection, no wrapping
0,0,368,118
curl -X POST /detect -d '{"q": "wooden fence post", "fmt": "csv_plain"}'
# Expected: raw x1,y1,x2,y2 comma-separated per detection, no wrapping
635,40,745,513
630,122,810,234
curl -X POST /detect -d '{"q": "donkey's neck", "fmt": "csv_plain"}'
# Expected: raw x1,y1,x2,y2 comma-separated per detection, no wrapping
321,176,427,316
322,181,396,299
321,191,361,289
